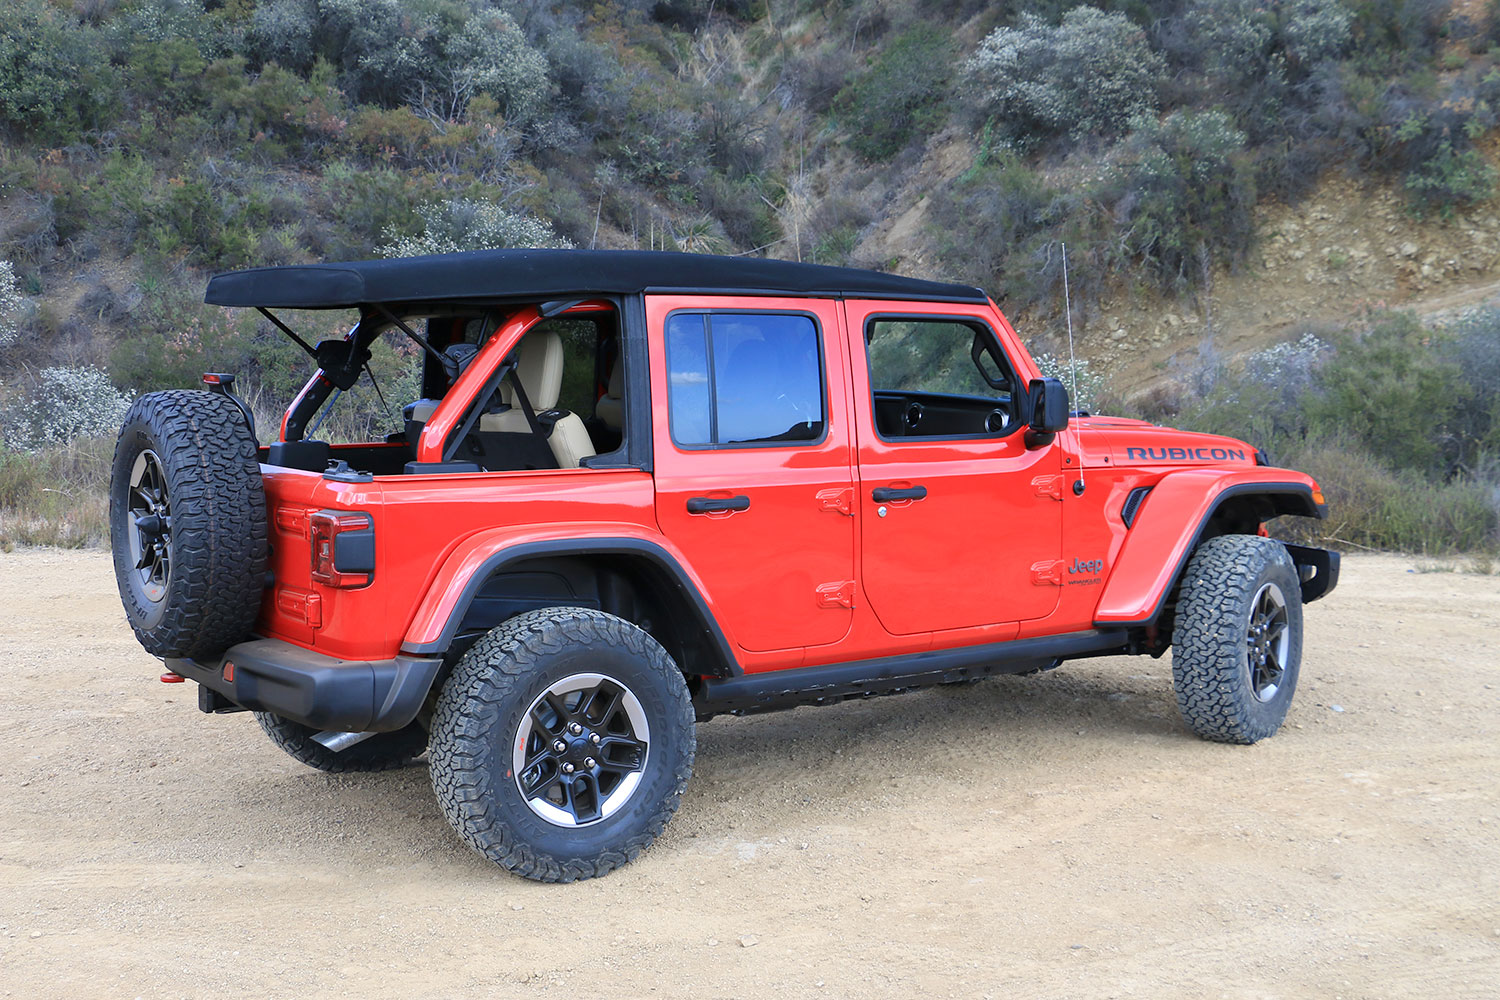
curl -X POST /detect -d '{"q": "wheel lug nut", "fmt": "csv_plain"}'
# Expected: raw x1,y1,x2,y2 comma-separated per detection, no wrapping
562,762,575,774
569,722,583,735
590,733,601,744
584,757,596,768
553,740,566,753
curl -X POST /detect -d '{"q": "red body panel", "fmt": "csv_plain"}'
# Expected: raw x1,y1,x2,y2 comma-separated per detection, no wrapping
254,291,1320,678
1091,466,1320,624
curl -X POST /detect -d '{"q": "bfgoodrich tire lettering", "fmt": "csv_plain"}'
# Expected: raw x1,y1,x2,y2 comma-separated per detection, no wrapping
1171,534,1304,744
428,607,695,882
109,390,268,660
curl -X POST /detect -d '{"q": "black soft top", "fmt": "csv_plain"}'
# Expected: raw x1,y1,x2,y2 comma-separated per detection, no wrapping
203,248,988,309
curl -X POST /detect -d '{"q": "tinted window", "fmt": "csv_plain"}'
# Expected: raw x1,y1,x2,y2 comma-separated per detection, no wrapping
666,312,825,447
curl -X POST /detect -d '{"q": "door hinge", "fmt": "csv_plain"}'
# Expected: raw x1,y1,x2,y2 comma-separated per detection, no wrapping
1030,560,1064,586
816,487,855,516
1031,475,1064,501
815,580,856,609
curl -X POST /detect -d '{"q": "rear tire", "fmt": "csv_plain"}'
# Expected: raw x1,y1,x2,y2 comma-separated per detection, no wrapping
109,390,267,660
255,713,429,773
1171,534,1304,744
428,608,695,882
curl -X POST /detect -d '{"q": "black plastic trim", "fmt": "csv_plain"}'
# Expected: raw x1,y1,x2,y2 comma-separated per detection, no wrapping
166,639,443,733
1093,481,1324,628
1281,542,1341,603
693,629,1128,718
1121,486,1152,528
398,537,740,676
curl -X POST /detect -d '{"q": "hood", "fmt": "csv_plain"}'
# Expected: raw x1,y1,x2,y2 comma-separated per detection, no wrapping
1072,417,1258,469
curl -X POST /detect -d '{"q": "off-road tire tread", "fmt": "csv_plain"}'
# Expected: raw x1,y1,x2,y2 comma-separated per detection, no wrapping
428,607,695,883
1171,534,1302,745
110,390,268,659
255,712,428,772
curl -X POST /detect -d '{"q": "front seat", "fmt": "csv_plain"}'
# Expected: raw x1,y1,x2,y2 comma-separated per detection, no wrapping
479,331,597,468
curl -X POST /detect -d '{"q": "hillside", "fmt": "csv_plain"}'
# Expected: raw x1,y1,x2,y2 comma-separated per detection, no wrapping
0,0,1498,553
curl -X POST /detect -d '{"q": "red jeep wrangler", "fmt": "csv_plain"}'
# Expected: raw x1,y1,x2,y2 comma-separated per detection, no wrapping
110,249,1338,881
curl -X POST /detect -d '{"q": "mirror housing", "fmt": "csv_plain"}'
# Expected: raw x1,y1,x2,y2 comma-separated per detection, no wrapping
1025,377,1070,448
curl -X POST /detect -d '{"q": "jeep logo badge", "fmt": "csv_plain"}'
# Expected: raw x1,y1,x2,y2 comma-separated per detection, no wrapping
1069,557,1102,575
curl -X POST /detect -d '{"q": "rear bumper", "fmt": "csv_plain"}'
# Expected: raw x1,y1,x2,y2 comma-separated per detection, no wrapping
165,638,443,733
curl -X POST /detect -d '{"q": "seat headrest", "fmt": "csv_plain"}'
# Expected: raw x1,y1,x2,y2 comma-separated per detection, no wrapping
500,331,565,411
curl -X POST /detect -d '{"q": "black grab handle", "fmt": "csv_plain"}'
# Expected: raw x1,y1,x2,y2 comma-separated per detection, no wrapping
686,495,751,514
871,485,928,503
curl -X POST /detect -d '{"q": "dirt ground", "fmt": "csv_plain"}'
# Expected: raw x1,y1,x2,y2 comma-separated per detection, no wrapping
1,550,1497,999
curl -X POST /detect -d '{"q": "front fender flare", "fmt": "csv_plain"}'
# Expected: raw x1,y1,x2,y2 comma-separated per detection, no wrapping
1093,469,1324,626
399,523,741,675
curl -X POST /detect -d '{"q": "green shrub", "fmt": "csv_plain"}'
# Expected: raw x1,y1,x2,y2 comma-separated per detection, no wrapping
0,0,118,141
1101,109,1256,292
1279,441,1497,553
1308,311,1467,475
836,25,953,160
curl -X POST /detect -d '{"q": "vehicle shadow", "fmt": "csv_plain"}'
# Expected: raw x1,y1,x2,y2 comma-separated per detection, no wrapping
196,655,1196,870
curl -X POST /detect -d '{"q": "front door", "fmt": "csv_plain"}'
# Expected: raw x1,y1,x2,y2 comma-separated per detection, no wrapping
648,295,856,656
847,302,1064,636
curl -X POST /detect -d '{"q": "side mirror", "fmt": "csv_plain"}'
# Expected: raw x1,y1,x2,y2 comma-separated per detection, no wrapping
1025,377,1070,447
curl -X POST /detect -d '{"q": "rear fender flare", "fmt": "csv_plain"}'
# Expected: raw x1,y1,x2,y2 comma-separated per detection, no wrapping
1093,469,1324,626
400,526,740,676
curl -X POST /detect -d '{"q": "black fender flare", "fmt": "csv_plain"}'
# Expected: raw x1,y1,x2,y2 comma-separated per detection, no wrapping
399,537,741,676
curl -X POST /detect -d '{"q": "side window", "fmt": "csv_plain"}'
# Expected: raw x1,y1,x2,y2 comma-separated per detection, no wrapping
666,312,825,447
865,318,1017,439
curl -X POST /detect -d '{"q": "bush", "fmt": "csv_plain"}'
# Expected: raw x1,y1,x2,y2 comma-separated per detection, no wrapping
1308,311,1467,475
0,260,21,348
377,199,572,257
250,0,548,124
1,366,133,452
963,7,1166,144
1282,441,1497,553
0,0,118,141
1100,109,1256,292
836,25,954,160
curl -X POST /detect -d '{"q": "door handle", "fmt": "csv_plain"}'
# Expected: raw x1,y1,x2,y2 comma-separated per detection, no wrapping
871,485,927,503
686,495,751,514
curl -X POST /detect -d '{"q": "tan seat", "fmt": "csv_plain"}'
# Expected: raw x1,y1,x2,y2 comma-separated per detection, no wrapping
476,331,597,469
594,358,625,432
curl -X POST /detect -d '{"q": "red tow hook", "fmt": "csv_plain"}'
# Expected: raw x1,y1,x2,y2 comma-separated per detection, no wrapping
160,672,185,683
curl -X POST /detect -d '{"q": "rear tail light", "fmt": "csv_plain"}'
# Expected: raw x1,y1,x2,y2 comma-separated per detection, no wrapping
310,510,375,588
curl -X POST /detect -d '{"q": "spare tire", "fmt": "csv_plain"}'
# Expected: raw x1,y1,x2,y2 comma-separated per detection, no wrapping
110,390,268,660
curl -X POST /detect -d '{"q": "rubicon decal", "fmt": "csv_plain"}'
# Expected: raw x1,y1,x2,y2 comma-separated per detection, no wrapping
1125,446,1247,463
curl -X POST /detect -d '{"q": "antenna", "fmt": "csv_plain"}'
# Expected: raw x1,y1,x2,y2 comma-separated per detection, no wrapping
1062,242,1083,493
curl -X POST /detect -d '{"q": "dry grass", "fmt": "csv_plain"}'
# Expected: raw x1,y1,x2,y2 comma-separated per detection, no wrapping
0,436,112,549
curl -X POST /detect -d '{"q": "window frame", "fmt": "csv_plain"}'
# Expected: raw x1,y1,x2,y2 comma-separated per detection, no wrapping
663,307,831,452
863,312,1025,445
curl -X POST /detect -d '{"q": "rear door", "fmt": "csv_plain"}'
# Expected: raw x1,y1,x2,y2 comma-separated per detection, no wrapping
648,295,856,656
847,301,1064,635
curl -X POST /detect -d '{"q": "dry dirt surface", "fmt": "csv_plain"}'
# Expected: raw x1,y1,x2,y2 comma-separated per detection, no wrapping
1,549,1498,999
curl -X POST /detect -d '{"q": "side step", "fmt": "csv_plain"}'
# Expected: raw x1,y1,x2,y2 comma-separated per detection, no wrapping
693,629,1128,720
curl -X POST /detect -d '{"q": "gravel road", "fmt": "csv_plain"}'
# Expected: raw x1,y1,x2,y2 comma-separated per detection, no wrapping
1,549,1497,999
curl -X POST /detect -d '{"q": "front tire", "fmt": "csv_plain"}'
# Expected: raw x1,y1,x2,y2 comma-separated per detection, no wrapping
1171,534,1304,744
428,608,695,882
